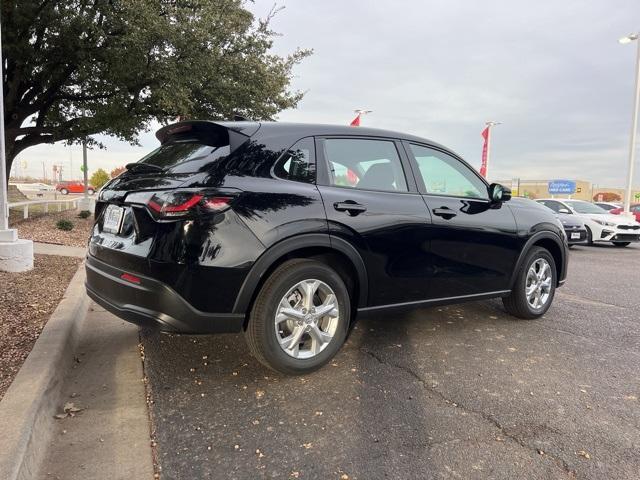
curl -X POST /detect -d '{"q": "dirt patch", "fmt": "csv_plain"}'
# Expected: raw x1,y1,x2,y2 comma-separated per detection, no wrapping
11,209,94,247
0,254,82,400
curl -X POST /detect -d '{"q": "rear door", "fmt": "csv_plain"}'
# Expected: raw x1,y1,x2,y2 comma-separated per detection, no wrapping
403,142,519,298
316,136,434,307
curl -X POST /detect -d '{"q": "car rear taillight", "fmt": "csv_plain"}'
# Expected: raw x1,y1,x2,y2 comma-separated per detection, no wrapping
120,273,141,284
146,191,232,218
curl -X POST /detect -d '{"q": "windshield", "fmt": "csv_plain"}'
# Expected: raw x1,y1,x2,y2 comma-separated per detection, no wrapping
564,200,608,214
137,142,231,173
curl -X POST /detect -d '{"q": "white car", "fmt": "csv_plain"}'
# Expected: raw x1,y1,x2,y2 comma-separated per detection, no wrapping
536,198,640,247
594,201,621,212
11,182,55,192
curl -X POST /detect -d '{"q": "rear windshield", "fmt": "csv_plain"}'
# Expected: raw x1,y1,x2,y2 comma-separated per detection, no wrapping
138,142,231,174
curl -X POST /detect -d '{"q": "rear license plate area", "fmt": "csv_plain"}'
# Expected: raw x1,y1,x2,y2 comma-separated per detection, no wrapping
103,204,125,234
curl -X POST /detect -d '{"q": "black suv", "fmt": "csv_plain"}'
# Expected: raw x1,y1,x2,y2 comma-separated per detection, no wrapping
86,121,568,374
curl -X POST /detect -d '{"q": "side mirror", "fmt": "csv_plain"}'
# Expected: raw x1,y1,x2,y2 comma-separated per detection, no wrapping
558,208,571,214
489,183,511,203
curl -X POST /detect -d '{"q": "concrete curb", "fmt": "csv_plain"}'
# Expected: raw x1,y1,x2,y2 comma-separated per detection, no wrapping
0,264,90,480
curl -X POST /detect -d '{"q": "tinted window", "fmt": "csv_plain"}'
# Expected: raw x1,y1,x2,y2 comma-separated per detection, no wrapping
272,137,315,184
138,142,231,173
409,144,487,199
324,138,408,192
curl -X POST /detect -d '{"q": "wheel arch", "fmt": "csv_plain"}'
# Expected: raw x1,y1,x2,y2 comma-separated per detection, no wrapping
510,232,566,288
232,234,368,322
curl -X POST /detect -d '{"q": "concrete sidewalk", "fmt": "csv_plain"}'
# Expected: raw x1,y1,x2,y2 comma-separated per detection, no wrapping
38,304,154,480
34,242,86,258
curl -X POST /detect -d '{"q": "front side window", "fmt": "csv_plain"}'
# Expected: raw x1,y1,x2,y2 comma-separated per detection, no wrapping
324,138,408,192
273,137,316,184
409,144,487,199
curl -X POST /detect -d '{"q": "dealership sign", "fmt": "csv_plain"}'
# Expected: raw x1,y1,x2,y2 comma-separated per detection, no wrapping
548,180,576,195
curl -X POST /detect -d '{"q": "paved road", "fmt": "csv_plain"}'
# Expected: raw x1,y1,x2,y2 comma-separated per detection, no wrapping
142,244,640,480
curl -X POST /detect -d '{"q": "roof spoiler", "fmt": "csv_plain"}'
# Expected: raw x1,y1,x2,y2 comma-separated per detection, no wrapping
155,121,253,151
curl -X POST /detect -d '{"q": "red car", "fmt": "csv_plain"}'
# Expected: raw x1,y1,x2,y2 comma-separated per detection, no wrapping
610,204,640,222
55,181,96,195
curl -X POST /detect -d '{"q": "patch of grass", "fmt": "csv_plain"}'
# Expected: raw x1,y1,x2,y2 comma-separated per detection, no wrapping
56,219,74,231
77,210,92,219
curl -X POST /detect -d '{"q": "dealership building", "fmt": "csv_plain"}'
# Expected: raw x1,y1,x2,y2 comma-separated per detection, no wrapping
495,179,640,202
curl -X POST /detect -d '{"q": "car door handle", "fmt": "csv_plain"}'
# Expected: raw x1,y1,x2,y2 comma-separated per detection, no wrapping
334,201,367,216
432,207,457,219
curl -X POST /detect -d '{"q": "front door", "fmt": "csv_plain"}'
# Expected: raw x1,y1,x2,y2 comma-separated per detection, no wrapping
316,136,434,307
403,142,520,299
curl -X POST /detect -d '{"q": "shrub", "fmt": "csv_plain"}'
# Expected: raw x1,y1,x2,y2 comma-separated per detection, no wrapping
89,168,110,189
78,210,92,219
56,219,74,231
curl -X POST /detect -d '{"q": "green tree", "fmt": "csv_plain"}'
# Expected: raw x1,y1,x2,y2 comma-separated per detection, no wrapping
89,168,110,189
2,1,310,175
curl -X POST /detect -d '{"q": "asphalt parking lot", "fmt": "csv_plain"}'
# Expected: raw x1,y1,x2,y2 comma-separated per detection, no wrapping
142,244,640,480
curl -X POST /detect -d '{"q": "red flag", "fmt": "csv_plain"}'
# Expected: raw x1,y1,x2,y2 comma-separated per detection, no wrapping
346,168,359,185
350,114,360,127
480,126,489,178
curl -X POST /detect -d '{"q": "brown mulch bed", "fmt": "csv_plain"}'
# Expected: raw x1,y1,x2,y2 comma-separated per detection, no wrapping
10,209,94,248
0,254,82,400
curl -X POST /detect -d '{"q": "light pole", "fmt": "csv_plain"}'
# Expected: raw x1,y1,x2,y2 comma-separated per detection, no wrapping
619,32,640,217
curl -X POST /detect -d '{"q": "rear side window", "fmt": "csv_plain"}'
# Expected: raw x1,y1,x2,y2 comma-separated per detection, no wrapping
138,143,231,174
272,137,315,184
323,138,408,192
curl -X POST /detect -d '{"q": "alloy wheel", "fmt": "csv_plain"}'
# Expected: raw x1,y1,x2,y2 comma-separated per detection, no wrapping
525,258,552,310
274,279,339,359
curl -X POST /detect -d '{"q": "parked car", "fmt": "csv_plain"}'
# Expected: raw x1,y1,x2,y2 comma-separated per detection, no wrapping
609,204,640,223
55,180,95,195
594,201,621,212
536,198,640,247
537,200,588,246
86,121,568,374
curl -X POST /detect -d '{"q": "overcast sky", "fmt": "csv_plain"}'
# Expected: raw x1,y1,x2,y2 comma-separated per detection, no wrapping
14,0,640,187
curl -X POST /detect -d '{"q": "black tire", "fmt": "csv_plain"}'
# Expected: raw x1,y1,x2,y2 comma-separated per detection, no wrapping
60,188,69,195
585,226,593,245
502,246,557,319
87,188,95,195
244,258,351,375
612,242,630,247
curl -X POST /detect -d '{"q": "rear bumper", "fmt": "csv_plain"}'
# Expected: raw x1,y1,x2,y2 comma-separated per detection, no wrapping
85,255,244,333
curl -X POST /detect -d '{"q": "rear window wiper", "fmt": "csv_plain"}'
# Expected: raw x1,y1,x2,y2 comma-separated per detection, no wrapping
125,163,165,174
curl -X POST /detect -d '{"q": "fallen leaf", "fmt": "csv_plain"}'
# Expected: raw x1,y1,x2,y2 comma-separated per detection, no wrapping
577,450,591,459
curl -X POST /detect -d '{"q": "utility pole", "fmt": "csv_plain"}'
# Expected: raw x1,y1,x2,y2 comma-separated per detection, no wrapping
78,139,92,211
619,32,640,217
